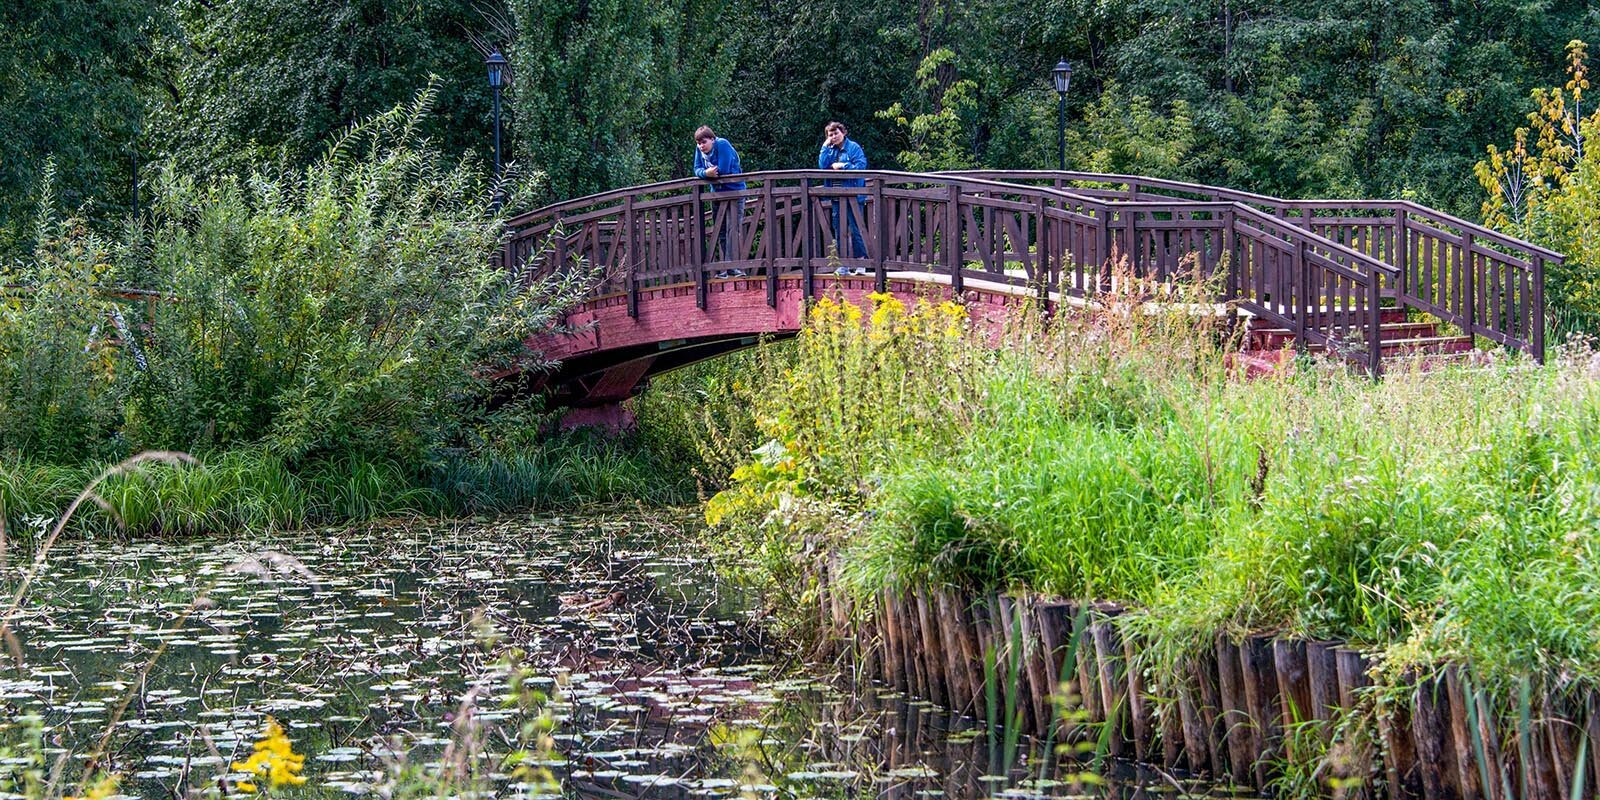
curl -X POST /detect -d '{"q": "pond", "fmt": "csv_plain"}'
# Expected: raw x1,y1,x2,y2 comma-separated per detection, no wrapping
1,510,1238,798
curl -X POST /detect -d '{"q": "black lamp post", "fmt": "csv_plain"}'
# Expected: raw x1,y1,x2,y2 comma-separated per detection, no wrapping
1052,59,1073,171
486,48,508,209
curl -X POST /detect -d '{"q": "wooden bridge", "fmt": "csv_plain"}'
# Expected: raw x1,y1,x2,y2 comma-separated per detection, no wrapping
506,170,1560,416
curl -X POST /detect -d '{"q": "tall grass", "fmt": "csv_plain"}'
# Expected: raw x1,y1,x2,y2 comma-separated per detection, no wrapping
705,276,1600,691
1,431,699,540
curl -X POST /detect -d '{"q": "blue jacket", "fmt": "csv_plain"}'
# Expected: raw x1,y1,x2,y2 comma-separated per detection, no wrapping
819,138,868,188
693,137,746,191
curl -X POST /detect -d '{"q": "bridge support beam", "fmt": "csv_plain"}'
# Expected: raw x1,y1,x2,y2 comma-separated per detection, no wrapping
575,355,657,405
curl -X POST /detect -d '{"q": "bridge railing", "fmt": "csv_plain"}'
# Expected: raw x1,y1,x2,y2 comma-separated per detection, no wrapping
504,169,1552,374
947,171,1558,361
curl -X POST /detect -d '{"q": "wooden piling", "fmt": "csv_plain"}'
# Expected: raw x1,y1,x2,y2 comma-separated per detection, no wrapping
1121,624,1153,761
1092,616,1130,757
1306,640,1341,727
1241,635,1284,788
1194,648,1227,778
1274,638,1315,730
913,587,949,709
880,589,907,692
1442,668,1485,800
1411,676,1463,800
1217,636,1254,785
935,590,975,714
1378,674,1425,800
1021,599,1055,738
810,574,1589,800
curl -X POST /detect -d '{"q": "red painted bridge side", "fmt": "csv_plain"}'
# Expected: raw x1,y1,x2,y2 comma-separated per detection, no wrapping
526,272,1039,414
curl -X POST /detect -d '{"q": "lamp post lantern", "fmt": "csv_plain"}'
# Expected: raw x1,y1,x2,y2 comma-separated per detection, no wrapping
486,48,508,209
1051,59,1072,171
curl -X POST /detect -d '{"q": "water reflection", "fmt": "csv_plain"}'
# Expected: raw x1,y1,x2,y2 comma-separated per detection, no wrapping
0,512,1231,798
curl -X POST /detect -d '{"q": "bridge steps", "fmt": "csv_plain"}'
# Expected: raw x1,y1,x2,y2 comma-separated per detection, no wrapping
1236,312,1475,376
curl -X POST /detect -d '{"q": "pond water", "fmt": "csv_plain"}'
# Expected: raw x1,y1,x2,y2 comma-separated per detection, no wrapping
2,510,1238,798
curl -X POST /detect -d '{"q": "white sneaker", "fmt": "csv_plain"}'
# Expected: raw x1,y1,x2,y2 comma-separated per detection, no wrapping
834,267,851,277
851,267,869,276
729,268,747,278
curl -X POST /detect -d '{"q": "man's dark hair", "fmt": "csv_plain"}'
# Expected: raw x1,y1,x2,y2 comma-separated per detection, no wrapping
694,125,717,142
824,121,848,136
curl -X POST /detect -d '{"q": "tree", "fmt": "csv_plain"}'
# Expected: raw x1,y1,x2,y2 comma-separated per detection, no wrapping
1477,40,1598,330
149,0,498,180
509,0,734,199
0,0,172,254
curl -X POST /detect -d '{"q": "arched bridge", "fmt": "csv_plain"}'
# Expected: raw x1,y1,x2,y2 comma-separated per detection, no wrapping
505,170,1560,415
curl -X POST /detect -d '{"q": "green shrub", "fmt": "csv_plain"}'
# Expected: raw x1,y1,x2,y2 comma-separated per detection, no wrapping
0,164,123,462
116,88,575,465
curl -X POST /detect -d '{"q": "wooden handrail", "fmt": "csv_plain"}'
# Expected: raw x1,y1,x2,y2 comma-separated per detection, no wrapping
507,168,1559,371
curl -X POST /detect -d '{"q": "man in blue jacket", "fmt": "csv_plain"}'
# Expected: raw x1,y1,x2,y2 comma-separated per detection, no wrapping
818,121,869,271
694,126,747,276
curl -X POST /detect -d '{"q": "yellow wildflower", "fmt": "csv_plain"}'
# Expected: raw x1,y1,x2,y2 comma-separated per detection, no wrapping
230,717,308,793
868,293,905,330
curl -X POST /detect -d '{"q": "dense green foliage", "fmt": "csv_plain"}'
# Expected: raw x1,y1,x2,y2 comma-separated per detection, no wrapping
702,288,1600,690
0,0,170,252
152,0,498,179
7,0,1595,235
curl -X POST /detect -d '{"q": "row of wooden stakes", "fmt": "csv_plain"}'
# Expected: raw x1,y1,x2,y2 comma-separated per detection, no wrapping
809,560,1598,800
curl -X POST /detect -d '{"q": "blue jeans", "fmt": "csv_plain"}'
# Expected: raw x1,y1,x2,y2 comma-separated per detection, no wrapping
829,198,868,259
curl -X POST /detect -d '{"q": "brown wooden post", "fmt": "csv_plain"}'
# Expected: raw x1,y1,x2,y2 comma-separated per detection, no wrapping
1216,637,1253,785
1369,271,1384,378
1293,235,1309,353
946,182,964,297
1396,208,1410,298
1035,196,1051,306
1126,207,1139,277
1223,208,1238,299
1100,208,1115,295
799,179,815,301
873,177,888,293
1532,255,1546,362
764,182,778,308
1462,233,1476,340
691,185,707,309
554,214,568,277
624,196,639,318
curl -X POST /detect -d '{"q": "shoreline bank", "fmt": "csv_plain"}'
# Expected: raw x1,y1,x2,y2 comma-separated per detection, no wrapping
808,557,1598,800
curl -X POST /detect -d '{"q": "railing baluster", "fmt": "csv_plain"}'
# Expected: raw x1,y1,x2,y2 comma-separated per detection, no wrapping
1223,208,1238,300
625,195,638,319
1531,256,1545,362
873,178,888,292
692,185,707,310
1294,236,1308,351
1036,195,1050,305
799,179,814,301
947,183,963,297
1368,274,1383,378
764,182,778,308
